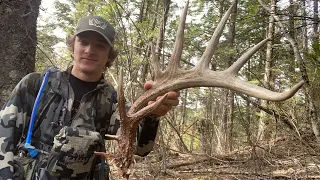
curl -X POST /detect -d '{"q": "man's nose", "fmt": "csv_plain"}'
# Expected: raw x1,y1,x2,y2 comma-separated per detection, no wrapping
84,44,95,55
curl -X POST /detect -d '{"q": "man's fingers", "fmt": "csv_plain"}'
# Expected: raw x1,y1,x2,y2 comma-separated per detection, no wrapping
153,105,171,116
152,92,179,106
156,106,171,116
144,81,153,91
148,98,178,108
167,91,180,98
154,98,179,106
147,100,171,116
147,91,180,116
148,101,155,105
156,92,179,100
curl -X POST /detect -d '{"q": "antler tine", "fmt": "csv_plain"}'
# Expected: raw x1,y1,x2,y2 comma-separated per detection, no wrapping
167,0,189,75
222,78,305,101
197,0,236,70
105,134,120,141
226,38,270,75
118,68,127,122
150,43,161,79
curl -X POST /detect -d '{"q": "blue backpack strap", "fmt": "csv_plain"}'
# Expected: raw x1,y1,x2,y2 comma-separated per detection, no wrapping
24,69,52,157
24,67,58,157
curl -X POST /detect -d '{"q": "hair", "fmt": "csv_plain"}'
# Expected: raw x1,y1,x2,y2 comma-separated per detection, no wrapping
66,35,118,68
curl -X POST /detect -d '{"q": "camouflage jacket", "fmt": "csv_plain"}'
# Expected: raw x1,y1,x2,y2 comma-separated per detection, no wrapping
0,67,159,179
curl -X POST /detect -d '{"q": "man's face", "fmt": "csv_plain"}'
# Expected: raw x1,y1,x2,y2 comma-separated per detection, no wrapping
72,31,111,77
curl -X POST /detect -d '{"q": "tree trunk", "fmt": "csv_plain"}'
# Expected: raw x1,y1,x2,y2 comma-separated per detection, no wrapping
140,0,160,83
257,0,276,142
0,0,41,106
158,0,171,65
309,0,320,140
302,0,308,52
217,0,233,155
287,0,296,76
245,52,253,145
289,0,295,38
225,0,237,152
313,0,319,41
200,88,216,155
181,89,188,128
189,103,197,152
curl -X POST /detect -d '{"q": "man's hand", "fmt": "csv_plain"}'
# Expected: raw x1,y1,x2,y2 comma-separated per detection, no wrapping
144,81,180,116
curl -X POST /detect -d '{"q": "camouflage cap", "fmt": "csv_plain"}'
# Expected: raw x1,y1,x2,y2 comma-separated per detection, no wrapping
75,16,116,48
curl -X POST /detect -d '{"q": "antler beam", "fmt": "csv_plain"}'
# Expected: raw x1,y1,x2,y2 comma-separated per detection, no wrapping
96,0,304,178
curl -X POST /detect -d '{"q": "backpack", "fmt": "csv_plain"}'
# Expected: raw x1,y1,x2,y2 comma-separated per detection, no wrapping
14,67,116,179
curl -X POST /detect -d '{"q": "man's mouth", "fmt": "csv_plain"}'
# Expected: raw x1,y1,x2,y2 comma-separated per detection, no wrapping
82,58,97,61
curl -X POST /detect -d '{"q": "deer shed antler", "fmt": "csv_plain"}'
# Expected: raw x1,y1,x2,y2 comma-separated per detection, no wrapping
95,0,305,178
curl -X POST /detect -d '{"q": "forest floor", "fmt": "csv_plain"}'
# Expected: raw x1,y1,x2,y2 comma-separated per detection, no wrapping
109,134,320,180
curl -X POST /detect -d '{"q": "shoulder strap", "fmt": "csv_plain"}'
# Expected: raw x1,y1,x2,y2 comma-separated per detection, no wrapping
35,66,59,93
99,90,117,136
25,69,52,157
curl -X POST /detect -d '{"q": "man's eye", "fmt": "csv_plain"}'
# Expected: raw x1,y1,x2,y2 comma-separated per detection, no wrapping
96,43,107,49
79,40,89,45
98,44,106,48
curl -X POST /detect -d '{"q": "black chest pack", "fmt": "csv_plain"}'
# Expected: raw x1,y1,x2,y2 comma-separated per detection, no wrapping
20,68,116,179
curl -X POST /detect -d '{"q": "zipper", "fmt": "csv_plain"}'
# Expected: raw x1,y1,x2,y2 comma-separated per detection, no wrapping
69,88,101,123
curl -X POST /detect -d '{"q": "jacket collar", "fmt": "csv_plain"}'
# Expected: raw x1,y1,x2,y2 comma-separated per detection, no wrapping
64,66,112,89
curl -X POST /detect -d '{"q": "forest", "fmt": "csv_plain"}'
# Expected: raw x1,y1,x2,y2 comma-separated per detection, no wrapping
1,0,320,179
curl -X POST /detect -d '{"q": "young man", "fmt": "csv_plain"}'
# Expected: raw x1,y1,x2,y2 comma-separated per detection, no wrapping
0,16,179,179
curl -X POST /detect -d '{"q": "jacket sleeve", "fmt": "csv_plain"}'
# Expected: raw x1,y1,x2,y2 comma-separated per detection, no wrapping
0,73,38,179
107,100,159,157
135,115,159,156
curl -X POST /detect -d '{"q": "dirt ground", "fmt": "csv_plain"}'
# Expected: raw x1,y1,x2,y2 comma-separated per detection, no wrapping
109,134,320,180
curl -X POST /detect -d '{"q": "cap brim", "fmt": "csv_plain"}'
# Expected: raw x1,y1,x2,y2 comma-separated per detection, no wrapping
75,29,114,48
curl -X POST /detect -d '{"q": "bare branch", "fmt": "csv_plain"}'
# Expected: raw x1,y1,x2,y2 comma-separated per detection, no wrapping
150,43,161,79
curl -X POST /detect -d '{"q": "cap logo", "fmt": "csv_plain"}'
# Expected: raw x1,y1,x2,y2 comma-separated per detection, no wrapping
88,18,107,29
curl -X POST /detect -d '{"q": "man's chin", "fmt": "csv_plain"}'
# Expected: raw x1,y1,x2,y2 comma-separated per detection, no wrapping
80,67,102,75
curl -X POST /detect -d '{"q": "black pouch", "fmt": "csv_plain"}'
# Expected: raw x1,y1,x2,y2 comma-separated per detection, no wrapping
13,156,38,180
46,126,103,178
